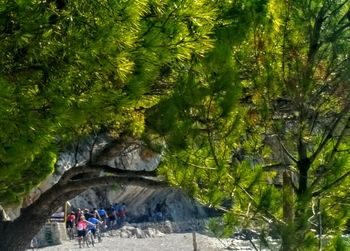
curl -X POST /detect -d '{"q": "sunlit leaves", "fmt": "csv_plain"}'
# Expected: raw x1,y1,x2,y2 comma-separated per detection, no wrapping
154,0,349,249
0,0,218,205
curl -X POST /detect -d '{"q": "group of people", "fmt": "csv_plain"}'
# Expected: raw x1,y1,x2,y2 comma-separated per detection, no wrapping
153,200,169,222
65,203,127,248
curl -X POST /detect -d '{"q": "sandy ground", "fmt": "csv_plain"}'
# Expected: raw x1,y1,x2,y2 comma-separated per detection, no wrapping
31,233,231,251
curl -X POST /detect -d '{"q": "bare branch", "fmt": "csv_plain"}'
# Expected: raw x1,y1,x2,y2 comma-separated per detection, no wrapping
88,132,99,164
62,175,166,193
312,169,350,197
237,183,286,226
310,116,350,190
336,3,350,24
206,93,221,169
336,148,350,153
277,136,298,163
90,165,158,177
73,142,80,168
309,103,350,163
262,163,285,171
328,116,350,160
307,1,328,64
59,164,157,184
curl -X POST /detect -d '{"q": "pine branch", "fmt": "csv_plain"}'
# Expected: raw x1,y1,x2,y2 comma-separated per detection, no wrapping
310,116,350,190
60,164,157,184
62,175,166,193
88,131,98,165
335,2,350,25
23,172,164,212
307,1,328,64
177,156,216,170
328,116,350,160
312,169,350,197
237,184,286,226
206,94,220,169
277,136,298,163
309,102,350,164
262,163,285,171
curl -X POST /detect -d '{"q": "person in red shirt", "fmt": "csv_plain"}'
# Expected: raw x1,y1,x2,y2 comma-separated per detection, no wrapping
76,215,95,248
66,212,75,229
75,208,82,225
66,212,76,240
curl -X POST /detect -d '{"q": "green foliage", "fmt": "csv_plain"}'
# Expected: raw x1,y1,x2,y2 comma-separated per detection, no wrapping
0,0,218,205
151,0,350,250
326,235,350,251
206,218,228,238
1,1,350,250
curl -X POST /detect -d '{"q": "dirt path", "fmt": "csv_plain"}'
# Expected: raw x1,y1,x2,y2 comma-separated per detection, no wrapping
31,233,229,251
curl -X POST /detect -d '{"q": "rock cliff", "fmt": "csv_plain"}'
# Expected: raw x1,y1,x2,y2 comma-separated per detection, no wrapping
68,185,209,222
5,133,212,222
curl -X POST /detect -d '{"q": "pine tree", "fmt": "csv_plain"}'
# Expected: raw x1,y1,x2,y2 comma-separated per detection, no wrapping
149,0,350,250
0,1,217,250
0,0,216,205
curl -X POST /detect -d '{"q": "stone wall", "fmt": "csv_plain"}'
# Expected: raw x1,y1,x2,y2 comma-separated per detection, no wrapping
33,222,67,248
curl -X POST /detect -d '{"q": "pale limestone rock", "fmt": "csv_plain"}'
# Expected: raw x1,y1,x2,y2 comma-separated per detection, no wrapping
0,205,10,221
34,222,67,247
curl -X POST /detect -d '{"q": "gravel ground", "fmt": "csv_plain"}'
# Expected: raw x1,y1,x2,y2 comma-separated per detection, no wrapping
31,233,229,251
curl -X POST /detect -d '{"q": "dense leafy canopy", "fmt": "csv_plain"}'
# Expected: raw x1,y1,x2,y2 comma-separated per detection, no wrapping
0,0,216,204
150,0,350,249
0,0,349,250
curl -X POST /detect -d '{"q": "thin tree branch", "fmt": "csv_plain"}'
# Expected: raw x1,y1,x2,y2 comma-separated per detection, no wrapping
73,142,80,168
88,131,99,165
312,169,350,197
60,164,157,184
336,2,350,24
237,183,286,226
309,102,350,163
307,1,328,64
336,149,350,153
328,116,350,160
206,94,220,169
22,171,163,217
62,175,166,193
277,136,298,163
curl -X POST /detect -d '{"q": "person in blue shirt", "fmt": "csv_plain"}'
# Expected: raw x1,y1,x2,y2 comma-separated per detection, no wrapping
117,202,127,227
107,205,117,228
98,207,108,229
87,213,103,238
98,207,107,219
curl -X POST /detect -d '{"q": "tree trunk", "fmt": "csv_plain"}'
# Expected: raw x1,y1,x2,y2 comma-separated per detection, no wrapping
283,171,294,223
298,165,308,195
0,165,162,251
0,212,48,251
0,186,84,251
281,170,295,251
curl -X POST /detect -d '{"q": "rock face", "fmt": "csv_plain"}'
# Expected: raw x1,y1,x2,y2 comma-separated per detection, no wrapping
13,134,211,222
55,134,162,173
69,185,209,222
53,133,210,222
5,133,211,223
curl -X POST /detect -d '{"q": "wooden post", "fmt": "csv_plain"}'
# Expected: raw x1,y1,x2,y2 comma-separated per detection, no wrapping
64,201,68,223
192,231,198,251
